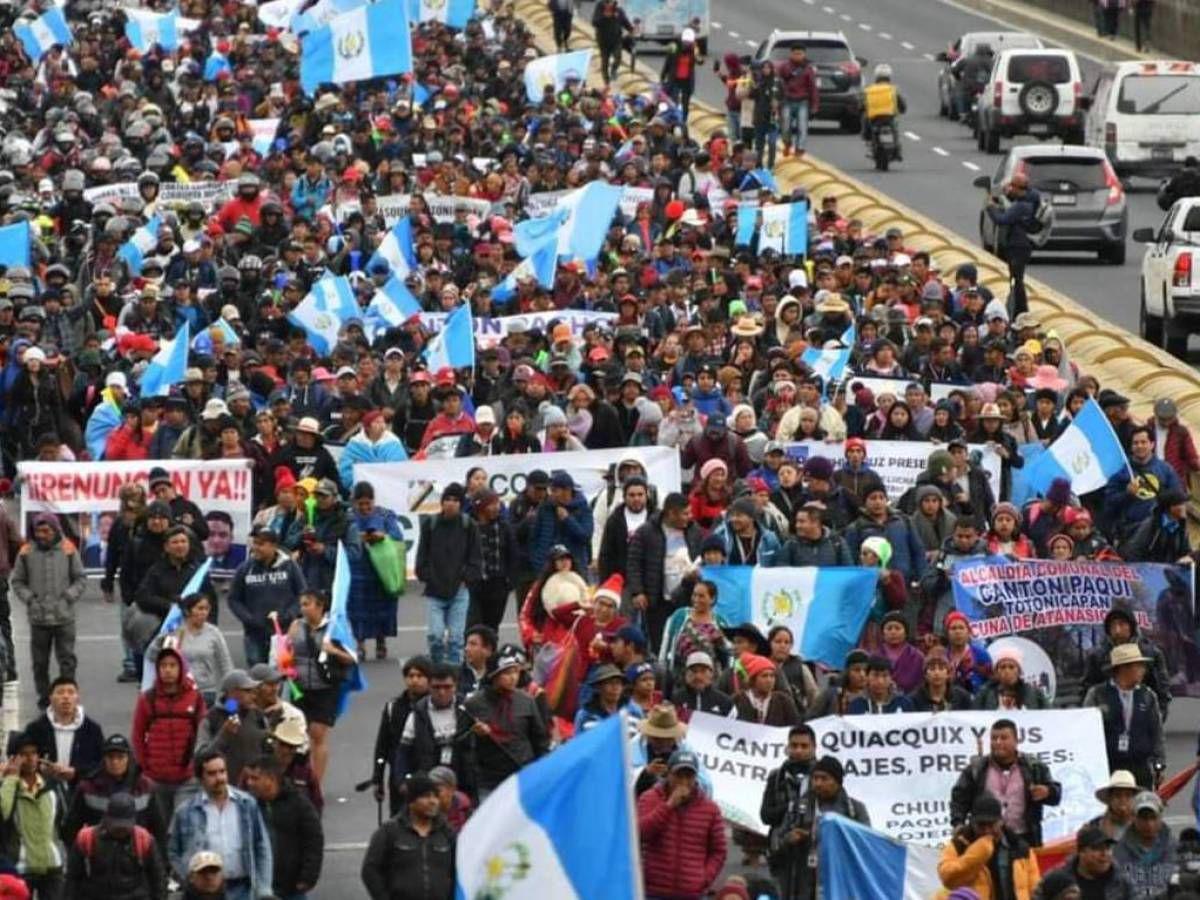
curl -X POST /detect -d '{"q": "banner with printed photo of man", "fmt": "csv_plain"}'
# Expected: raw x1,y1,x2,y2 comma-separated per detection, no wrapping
684,708,1109,845
17,460,254,576
952,556,1199,700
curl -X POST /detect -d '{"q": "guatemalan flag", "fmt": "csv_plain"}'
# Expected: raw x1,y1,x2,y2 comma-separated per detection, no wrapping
125,9,179,53
139,558,213,692
409,0,475,28
192,316,240,354
288,291,343,355
310,274,361,321
701,565,877,669
248,118,281,156
14,7,72,64
523,49,592,103
819,814,941,900
367,217,416,277
734,202,758,247
455,714,639,900
330,541,366,713
1023,398,1129,497
0,221,31,267
117,215,161,276
553,181,622,263
203,51,232,81
800,323,855,383
299,0,414,95
513,206,567,258
139,321,189,397
759,201,808,256
364,275,421,339
291,0,367,34
492,234,557,305
424,302,474,371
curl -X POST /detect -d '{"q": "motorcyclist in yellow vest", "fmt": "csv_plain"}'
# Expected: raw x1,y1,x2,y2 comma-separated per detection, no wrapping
862,64,907,159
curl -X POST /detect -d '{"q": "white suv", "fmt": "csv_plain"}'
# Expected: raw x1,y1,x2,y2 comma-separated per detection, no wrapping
1135,197,1200,356
977,48,1085,153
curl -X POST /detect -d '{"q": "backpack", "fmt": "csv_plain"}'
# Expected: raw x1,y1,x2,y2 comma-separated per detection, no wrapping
75,824,153,875
1026,194,1055,246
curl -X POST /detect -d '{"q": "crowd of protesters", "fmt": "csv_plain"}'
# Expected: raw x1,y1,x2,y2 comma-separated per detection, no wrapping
0,0,1192,897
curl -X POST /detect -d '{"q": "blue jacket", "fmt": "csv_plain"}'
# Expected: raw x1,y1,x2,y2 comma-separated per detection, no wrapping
1103,456,1181,537
168,787,273,898
985,188,1042,253
843,511,928,583
291,175,332,223
690,386,731,418
846,693,913,715
529,490,594,572
713,518,783,566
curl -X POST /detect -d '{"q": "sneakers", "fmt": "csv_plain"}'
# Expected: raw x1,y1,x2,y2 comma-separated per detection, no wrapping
117,670,139,683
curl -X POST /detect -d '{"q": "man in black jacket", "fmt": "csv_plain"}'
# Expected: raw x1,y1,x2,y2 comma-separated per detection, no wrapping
509,470,548,613
949,718,1062,847
593,0,634,84
416,483,481,665
64,793,167,900
361,774,455,900
468,490,516,634
597,477,651,582
626,493,702,652
245,755,323,899
463,649,549,802
18,676,104,790
402,665,475,798
135,527,214,644
147,467,209,543
1081,607,1172,722
759,725,817,899
984,171,1041,316
372,656,432,817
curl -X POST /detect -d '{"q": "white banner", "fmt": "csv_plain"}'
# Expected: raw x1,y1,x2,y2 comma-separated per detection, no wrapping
686,708,1107,845
414,310,617,347
18,460,254,575
845,375,973,405
784,439,1002,503
367,193,495,225
82,181,237,210
525,185,652,220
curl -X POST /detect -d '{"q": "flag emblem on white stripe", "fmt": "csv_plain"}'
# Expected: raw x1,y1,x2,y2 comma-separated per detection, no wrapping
311,311,336,331
762,589,799,620
763,217,785,240
337,30,365,57
426,0,445,10
1069,449,1092,475
482,842,532,893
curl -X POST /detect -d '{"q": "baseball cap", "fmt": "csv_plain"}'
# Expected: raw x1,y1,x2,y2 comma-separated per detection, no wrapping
685,651,714,670
668,749,700,773
221,670,259,693
189,851,223,874
1076,824,1117,850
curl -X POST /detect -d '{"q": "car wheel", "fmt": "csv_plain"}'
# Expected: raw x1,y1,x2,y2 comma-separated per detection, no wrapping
976,125,985,151
1099,241,1126,265
1162,321,1189,357
1140,288,1163,345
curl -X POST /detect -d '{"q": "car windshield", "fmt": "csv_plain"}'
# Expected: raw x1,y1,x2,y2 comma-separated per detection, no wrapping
1006,55,1070,83
964,33,1040,55
770,40,852,65
1117,75,1200,115
1023,158,1107,191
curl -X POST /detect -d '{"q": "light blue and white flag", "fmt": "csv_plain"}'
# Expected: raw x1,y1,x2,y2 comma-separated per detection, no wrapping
523,49,592,102
0,221,31,267
492,234,557,304
424,302,474,371
819,814,941,900
701,565,877,669
203,51,232,81
513,206,568,258
117,215,162,276
300,0,414,94
363,275,421,339
310,274,360,322
734,201,758,247
139,558,213,692
739,167,779,194
455,714,639,900
367,216,416,277
799,344,851,383
140,321,190,398
554,181,621,263
248,118,280,156
191,316,240,354
14,7,72,64
288,293,343,355
125,9,179,53
258,0,307,30
1024,398,1129,497
759,201,808,256
409,0,475,28
290,0,367,33
330,541,367,712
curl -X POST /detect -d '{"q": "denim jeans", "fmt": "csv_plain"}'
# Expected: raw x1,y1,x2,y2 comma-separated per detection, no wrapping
782,99,810,150
754,125,778,168
426,586,469,663
243,631,270,668
726,110,741,142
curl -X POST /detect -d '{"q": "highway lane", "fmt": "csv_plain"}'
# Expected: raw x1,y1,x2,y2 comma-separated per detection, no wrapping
688,0,1174,347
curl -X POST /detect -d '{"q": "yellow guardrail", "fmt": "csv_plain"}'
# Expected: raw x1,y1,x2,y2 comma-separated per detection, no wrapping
514,0,1200,430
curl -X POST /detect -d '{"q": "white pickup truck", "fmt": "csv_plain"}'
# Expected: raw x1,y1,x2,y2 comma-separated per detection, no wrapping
1135,196,1200,356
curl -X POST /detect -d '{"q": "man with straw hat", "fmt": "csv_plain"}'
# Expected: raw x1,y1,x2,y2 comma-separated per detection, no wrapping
1084,644,1165,790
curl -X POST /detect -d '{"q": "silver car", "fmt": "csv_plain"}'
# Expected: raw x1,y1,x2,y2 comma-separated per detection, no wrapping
936,31,1043,119
973,144,1128,264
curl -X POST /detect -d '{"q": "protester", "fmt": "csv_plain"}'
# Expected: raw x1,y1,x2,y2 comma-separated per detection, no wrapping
17,676,104,789
0,732,66,899
415,484,481,665
361,774,456,900
1085,770,1140,842
243,756,323,900
1083,644,1165,790
64,792,167,900
1059,825,1135,899
759,725,818,899
938,793,1040,900
372,655,433,817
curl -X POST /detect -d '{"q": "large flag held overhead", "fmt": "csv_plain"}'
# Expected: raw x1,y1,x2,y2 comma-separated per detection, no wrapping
759,201,808,256
248,118,281,156
819,814,942,900
367,217,416,277
139,321,190,397
800,324,855,384
139,558,213,691
1023,398,1129,497
424,302,474,371
523,49,593,102
310,274,360,321
330,541,366,713
257,0,307,29
513,206,568,258
287,292,343,355
0,221,31,267
291,0,368,33
125,9,179,52
363,275,421,339
409,0,475,28
300,0,414,94
492,234,557,305
549,181,622,263
455,714,639,900
14,7,72,64
117,216,162,276
701,565,877,669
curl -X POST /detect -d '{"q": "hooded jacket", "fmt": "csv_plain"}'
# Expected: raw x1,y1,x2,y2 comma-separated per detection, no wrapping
257,781,323,896
10,520,87,626
844,509,928,583
772,526,853,567
227,549,306,640
130,650,207,786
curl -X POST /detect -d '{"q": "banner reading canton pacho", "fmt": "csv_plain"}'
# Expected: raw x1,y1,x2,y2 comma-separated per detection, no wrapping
952,556,1199,699
18,460,254,575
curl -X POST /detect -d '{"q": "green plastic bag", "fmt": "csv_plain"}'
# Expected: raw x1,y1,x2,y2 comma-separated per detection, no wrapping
366,536,407,595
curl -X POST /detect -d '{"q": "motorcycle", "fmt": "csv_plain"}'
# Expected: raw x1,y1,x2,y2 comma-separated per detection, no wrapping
867,118,901,171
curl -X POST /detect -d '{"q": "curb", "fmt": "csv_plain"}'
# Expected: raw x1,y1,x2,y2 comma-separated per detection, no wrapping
514,0,1200,432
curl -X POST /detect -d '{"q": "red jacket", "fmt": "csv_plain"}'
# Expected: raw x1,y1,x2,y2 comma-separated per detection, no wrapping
637,782,727,897
104,424,152,461
131,682,207,785
777,59,820,109
1148,420,1200,487
417,412,475,456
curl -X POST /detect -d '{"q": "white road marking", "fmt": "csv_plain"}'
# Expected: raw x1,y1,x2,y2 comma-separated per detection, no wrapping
904,131,921,141
711,20,723,28
745,39,757,47
901,40,915,50
728,30,740,37
932,146,950,157
963,161,981,171
859,22,871,31
879,31,892,40
822,4,834,12
923,52,935,60
840,13,852,21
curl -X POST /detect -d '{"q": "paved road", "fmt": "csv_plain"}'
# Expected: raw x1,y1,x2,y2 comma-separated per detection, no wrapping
686,0,1175,349
8,584,1198,897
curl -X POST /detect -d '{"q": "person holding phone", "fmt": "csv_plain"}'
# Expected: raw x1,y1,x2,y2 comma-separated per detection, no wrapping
938,793,1040,898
